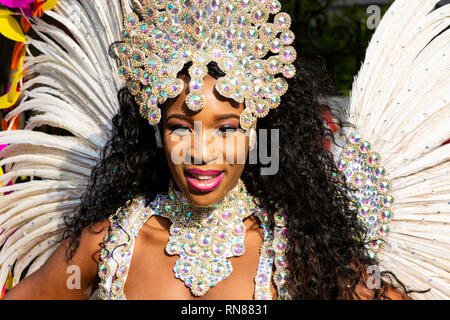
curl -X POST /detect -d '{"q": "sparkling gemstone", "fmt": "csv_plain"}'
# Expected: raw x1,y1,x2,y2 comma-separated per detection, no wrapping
240,109,254,130
269,0,282,14
270,38,283,53
119,66,128,78
166,241,178,254
186,92,205,111
148,58,157,70
281,31,295,45
99,264,109,276
199,234,212,246
118,266,127,276
140,24,149,34
186,243,199,255
126,15,137,26
255,289,269,300
379,224,390,235
201,249,212,259
276,255,287,267
232,243,245,255
257,273,268,285
350,133,361,143
380,209,392,222
253,10,266,22
360,205,370,216
212,47,223,59
190,79,203,91
233,224,245,236
383,195,393,206
380,181,390,192
275,213,287,225
275,12,291,30
277,271,289,285
214,263,225,274
280,47,295,64
283,64,296,78
276,242,286,251
222,211,231,220
360,141,371,153
267,57,280,73
218,231,228,240
369,154,379,165
338,159,347,170
254,43,267,57
211,0,221,11
247,28,258,40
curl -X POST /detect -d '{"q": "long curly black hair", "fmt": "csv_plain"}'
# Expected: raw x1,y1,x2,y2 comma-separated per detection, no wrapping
63,52,413,299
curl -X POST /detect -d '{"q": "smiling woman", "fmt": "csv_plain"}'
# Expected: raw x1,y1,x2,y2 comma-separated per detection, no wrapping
1,0,449,301
163,72,249,206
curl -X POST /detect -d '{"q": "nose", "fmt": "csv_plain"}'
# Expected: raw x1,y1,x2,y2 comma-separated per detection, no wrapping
190,123,218,164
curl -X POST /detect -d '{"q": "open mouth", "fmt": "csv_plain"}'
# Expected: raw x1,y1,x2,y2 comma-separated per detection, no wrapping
184,169,225,192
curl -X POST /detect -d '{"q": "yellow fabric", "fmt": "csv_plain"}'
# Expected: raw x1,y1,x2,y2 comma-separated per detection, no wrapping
0,70,23,109
0,49,25,109
0,166,3,187
42,0,58,11
0,13,25,42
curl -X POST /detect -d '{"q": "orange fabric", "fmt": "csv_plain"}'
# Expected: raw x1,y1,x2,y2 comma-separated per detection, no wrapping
20,15,31,33
1,119,7,131
11,42,25,71
33,0,46,17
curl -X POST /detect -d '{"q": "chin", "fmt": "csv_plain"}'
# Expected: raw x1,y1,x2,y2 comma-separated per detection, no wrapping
184,188,226,207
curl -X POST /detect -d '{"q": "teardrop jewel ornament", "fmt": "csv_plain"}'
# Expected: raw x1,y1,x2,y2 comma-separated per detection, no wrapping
118,0,296,129
151,179,257,296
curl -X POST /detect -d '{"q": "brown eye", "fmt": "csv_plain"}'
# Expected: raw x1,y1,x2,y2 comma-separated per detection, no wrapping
216,125,240,135
169,125,191,136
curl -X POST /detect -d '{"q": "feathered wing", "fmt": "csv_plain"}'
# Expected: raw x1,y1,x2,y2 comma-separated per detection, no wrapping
341,0,450,299
0,0,124,289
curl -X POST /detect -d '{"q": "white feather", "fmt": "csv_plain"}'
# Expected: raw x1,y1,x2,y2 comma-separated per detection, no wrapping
0,0,124,291
344,0,450,298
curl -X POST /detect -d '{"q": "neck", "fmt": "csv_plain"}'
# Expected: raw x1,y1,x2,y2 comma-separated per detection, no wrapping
165,179,256,224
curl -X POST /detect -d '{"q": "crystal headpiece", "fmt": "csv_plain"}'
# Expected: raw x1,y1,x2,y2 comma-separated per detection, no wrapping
118,0,297,130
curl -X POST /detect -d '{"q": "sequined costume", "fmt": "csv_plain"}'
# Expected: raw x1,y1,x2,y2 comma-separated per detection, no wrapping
91,180,289,300
0,0,449,299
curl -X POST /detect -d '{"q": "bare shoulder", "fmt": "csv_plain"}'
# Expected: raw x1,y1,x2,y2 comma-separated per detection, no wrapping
2,218,111,300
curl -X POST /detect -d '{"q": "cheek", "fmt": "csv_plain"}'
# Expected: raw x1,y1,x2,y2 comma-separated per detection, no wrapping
163,133,191,172
219,133,248,165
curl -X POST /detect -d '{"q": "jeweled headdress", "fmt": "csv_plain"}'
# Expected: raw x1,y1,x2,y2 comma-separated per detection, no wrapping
118,0,296,130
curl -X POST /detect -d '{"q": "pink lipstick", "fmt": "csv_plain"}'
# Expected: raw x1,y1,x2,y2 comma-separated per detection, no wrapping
184,169,224,192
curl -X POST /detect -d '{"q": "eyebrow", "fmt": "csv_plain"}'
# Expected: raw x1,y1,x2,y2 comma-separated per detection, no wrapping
166,114,188,121
166,113,240,121
214,114,240,121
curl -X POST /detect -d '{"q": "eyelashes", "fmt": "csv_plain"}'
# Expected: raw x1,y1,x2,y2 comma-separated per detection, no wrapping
167,124,242,136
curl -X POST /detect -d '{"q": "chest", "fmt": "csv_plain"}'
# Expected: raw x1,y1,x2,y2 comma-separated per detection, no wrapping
95,198,289,300
123,220,278,299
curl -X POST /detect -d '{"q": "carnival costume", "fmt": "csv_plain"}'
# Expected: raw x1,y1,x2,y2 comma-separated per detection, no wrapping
0,0,448,299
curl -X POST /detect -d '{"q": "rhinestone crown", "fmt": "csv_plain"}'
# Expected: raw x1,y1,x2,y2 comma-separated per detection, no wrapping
118,0,297,130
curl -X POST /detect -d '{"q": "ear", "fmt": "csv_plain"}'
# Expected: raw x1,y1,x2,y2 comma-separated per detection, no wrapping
154,125,163,149
249,127,256,151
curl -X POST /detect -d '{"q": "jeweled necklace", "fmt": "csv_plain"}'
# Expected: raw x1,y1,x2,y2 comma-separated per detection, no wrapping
153,179,258,296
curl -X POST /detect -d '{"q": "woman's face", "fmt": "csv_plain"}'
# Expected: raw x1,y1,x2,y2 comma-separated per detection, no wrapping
161,74,250,207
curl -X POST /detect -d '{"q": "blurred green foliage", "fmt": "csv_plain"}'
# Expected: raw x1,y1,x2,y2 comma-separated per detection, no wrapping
281,0,392,95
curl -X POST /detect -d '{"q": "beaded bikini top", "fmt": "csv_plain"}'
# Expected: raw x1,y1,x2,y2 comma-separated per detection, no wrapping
94,181,290,300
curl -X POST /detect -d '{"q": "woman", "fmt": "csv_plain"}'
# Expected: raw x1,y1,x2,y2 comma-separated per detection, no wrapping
1,55,409,299
1,0,448,300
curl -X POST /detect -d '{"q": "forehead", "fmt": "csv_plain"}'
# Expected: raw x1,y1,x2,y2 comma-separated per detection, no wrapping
162,74,244,121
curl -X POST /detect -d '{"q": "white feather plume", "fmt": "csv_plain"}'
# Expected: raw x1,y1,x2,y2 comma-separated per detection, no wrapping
345,0,450,299
0,0,124,289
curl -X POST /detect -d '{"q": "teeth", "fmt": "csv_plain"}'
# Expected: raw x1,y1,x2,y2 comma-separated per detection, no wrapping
191,174,218,180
